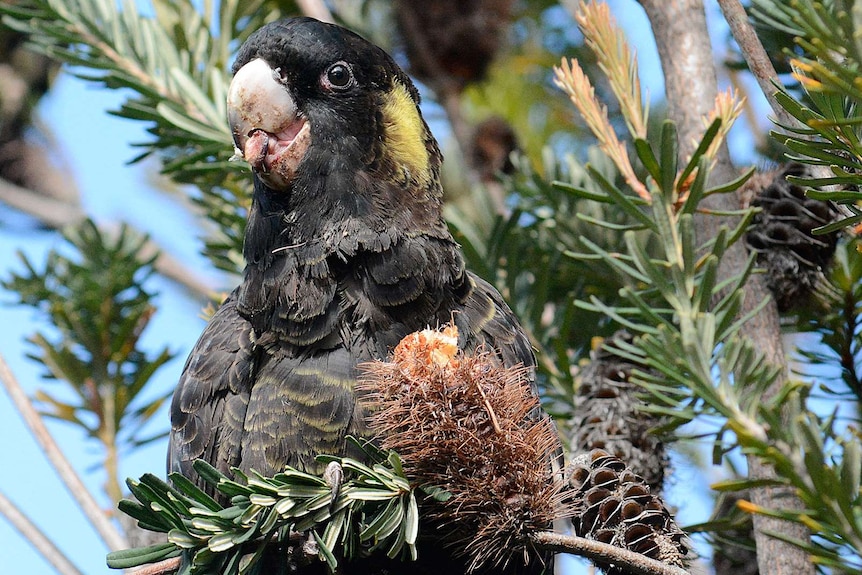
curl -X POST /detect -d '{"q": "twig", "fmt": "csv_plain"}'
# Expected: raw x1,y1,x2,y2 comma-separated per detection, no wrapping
0,176,85,228
0,352,129,552
129,557,182,575
0,488,85,575
0,176,213,299
473,378,503,433
296,0,334,23
715,0,798,130
531,531,690,575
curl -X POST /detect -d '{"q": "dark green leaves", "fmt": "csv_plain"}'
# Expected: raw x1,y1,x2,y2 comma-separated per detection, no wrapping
109,445,420,575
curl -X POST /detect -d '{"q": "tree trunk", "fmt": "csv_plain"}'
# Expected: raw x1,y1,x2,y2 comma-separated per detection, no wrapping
636,1,814,574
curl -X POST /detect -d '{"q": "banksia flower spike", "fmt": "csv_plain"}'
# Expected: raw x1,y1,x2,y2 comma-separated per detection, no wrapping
357,325,570,572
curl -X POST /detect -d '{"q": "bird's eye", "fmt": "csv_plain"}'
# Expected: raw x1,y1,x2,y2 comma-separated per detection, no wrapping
322,62,354,91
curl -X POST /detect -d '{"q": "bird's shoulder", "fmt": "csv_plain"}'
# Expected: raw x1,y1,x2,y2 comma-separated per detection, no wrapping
452,271,536,372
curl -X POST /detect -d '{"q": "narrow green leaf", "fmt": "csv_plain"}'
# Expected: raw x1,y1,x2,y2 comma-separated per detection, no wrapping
360,498,400,541
169,473,222,512
404,493,419,546
552,180,612,202
703,167,757,197
312,529,339,571
678,119,722,189
658,121,678,194
710,478,785,492
207,533,236,553
805,188,862,202
587,166,653,228
634,138,661,185
813,213,862,235
106,542,179,569
840,440,862,500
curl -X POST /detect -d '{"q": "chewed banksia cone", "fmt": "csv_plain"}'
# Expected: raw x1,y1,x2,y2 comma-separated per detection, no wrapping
571,331,668,493
567,450,689,574
743,162,840,311
357,325,570,572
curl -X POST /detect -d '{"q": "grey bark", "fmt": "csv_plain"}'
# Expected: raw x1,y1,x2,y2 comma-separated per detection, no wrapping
636,2,814,574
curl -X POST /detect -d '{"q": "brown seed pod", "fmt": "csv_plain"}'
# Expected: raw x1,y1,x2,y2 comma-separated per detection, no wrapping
566,450,689,574
743,163,840,312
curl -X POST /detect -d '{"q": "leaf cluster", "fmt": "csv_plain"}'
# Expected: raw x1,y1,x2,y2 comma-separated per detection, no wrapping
446,149,635,420
563,120,769,435
751,0,862,232
2,220,172,465
109,443,424,575
553,4,862,570
0,0,304,274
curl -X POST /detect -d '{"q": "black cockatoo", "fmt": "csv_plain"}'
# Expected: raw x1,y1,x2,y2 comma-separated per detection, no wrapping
168,16,553,573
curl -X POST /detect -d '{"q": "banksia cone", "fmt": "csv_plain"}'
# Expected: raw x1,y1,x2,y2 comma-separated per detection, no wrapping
570,332,668,492
743,163,840,311
394,0,514,90
567,450,689,574
357,325,569,572
469,116,519,184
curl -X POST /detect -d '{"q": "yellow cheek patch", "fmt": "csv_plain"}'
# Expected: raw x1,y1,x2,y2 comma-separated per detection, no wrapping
380,83,432,185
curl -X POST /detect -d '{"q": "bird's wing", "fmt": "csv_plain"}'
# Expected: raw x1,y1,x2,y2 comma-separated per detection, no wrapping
234,344,361,475
168,290,256,482
455,272,536,374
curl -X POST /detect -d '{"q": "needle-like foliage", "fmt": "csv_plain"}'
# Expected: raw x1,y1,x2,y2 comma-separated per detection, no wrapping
109,443,423,575
750,0,862,233
2,220,173,503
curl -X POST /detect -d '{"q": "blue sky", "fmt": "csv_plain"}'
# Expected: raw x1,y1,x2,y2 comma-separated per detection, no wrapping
0,4,762,574
0,71,216,574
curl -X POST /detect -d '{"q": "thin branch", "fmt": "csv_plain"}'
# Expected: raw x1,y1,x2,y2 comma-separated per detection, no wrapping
0,488,86,575
129,557,182,575
0,352,129,552
715,0,798,130
531,531,690,575
296,0,334,23
0,177,214,299
0,176,85,227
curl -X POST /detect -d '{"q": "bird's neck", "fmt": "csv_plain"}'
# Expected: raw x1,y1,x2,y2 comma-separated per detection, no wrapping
236,173,466,351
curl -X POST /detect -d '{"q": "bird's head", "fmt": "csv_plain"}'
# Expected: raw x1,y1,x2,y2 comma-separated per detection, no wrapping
227,18,440,204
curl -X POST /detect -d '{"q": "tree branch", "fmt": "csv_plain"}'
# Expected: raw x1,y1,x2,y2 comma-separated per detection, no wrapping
0,176,214,299
531,531,689,575
635,2,813,574
129,557,182,575
296,0,333,23
715,0,797,130
0,488,85,575
0,352,129,552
